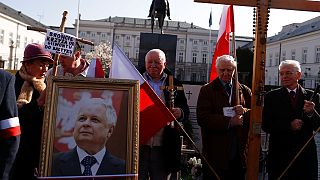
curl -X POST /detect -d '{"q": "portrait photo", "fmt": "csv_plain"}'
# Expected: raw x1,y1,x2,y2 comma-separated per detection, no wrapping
39,77,139,179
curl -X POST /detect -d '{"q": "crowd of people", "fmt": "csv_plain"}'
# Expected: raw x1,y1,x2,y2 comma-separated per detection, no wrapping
0,42,319,180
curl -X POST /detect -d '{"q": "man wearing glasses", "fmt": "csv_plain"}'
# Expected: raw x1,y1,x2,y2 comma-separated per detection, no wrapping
262,59,320,180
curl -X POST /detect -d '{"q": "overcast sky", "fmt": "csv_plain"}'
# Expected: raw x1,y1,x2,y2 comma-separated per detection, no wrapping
2,0,320,37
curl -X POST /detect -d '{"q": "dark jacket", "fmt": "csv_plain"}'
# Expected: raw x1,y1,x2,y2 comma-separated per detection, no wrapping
0,69,20,180
197,78,251,170
142,71,190,173
262,86,320,180
51,147,125,176
10,71,44,180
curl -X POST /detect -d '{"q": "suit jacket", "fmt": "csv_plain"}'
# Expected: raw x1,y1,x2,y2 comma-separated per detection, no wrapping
51,147,125,176
262,86,320,180
197,78,251,170
0,69,20,180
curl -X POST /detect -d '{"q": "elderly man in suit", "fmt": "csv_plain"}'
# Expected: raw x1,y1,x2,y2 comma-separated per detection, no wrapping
262,60,320,180
197,55,251,180
52,97,125,177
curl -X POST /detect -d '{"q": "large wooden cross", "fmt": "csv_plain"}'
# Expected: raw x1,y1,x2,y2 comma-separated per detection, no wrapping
194,0,320,179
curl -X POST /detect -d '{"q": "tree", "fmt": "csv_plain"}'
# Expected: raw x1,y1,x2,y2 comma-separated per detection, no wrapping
85,42,112,75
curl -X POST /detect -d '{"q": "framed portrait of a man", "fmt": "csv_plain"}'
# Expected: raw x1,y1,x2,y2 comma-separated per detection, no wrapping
39,77,139,179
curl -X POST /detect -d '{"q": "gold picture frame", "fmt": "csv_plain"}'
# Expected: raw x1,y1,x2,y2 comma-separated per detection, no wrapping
39,76,139,179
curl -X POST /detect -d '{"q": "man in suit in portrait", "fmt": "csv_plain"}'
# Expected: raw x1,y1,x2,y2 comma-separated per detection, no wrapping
262,60,320,180
51,96,125,177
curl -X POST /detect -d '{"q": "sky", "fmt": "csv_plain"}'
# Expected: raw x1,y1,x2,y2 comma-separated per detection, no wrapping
1,0,320,37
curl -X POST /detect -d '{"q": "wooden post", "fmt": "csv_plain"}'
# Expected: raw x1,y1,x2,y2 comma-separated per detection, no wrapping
193,0,320,179
52,11,68,76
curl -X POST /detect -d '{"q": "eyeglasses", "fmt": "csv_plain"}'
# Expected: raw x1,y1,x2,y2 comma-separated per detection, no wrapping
279,71,295,77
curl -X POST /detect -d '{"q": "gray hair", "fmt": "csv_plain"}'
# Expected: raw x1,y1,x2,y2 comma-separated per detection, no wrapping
215,55,237,69
77,97,117,127
279,60,301,72
144,49,166,63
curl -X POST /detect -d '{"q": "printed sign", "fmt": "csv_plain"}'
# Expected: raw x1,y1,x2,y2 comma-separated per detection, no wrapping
44,29,76,57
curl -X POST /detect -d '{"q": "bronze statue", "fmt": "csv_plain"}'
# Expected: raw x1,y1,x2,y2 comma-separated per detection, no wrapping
148,0,171,34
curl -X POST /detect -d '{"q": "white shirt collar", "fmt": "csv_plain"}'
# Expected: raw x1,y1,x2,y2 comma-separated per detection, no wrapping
76,146,106,165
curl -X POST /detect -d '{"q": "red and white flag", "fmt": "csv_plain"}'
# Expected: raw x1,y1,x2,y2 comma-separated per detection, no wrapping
109,44,175,145
87,58,105,78
209,5,234,81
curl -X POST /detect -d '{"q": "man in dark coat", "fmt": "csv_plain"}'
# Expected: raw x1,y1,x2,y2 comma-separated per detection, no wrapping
197,55,251,180
52,97,125,177
262,60,320,180
10,43,53,180
138,49,189,180
0,69,20,180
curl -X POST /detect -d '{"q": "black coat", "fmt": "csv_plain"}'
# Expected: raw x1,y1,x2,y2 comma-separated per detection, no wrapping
10,72,44,180
52,148,125,177
262,86,320,180
0,69,20,180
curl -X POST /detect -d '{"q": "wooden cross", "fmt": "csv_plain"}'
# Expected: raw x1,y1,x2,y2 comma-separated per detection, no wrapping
194,1,320,179
186,90,193,100
160,75,184,127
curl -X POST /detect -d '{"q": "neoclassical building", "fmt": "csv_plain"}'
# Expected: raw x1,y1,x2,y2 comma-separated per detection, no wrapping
0,2,47,70
265,16,320,89
75,17,252,82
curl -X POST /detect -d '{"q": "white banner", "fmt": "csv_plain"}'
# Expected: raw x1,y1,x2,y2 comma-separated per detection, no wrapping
44,29,76,57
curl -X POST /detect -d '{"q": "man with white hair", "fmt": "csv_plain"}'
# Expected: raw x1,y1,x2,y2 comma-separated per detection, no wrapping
262,60,320,180
52,97,125,176
197,55,252,180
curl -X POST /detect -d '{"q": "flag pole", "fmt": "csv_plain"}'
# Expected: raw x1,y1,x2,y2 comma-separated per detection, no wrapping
207,8,212,82
76,0,80,38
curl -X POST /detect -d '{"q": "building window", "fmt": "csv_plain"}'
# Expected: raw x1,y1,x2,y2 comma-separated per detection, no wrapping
202,53,207,63
302,48,307,63
291,49,296,60
16,35,20,48
135,49,139,59
281,51,286,61
24,37,27,47
274,52,279,66
178,52,184,62
315,46,320,63
192,53,197,63
268,53,273,67
0,29,4,44
191,73,197,82
9,32,13,45
80,32,86,37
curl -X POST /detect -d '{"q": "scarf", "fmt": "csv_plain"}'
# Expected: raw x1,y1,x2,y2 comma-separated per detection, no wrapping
17,65,46,108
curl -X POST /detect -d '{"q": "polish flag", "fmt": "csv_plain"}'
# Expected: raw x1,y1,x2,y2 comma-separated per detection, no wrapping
209,5,234,81
87,58,105,78
109,44,175,145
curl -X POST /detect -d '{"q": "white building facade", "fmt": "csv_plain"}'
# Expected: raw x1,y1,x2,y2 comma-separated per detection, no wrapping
265,16,320,89
0,2,47,70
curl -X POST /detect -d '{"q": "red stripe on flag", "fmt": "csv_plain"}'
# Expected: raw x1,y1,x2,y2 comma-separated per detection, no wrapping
139,82,175,145
94,58,105,78
209,5,234,81
0,126,21,139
